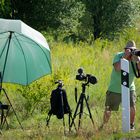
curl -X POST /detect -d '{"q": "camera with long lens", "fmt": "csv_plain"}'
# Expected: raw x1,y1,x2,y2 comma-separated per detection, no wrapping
131,49,140,56
76,68,97,85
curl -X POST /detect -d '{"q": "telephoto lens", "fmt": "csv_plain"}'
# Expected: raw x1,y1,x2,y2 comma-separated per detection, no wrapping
131,49,140,56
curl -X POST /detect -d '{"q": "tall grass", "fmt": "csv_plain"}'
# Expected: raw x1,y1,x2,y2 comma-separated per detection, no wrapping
1,29,140,139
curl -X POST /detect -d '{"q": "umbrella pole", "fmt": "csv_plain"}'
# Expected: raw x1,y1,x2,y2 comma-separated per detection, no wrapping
0,32,23,130
1,32,12,81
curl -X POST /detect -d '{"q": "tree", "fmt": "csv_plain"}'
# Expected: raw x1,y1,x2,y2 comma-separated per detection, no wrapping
58,0,87,42
83,0,140,39
1,0,86,41
1,0,140,41
0,0,11,18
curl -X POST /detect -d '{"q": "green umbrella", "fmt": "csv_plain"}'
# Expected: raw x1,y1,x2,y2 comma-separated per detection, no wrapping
0,18,52,86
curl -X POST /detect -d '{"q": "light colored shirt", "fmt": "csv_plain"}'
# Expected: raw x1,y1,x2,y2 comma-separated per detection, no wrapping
108,52,135,93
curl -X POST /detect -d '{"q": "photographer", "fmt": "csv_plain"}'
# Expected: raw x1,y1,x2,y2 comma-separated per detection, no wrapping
100,40,140,131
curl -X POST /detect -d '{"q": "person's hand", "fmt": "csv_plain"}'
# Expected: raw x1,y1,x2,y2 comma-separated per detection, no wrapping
132,55,140,62
123,49,132,60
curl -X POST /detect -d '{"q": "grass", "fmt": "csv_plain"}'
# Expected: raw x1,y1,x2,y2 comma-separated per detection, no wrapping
1,32,140,139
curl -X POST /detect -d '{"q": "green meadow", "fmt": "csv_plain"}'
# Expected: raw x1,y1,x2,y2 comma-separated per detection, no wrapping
1,29,140,139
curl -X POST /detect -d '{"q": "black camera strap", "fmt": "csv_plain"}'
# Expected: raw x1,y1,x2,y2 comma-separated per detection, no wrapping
131,62,140,78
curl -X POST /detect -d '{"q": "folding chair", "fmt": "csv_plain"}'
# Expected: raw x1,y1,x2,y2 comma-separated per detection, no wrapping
0,102,10,129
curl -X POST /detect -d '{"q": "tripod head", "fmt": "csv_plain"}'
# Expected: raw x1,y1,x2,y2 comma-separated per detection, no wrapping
55,80,64,89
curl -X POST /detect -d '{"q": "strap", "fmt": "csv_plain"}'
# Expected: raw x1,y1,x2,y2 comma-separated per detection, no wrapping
136,63,140,77
131,62,140,78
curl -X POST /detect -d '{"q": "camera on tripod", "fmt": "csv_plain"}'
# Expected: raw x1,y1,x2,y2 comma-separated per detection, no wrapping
76,68,97,85
131,49,140,56
70,68,97,130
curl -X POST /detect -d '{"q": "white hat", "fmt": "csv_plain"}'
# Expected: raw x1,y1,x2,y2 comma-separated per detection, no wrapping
124,40,136,49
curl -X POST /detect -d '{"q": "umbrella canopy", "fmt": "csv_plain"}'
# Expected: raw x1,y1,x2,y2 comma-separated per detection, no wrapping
0,18,52,85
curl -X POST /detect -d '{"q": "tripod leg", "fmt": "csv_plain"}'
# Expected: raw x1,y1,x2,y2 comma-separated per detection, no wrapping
60,91,67,135
46,114,51,127
70,94,83,130
62,115,66,135
78,96,84,130
0,109,4,129
69,112,71,132
84,96,96,130
69,113,77,132
2,89,23,130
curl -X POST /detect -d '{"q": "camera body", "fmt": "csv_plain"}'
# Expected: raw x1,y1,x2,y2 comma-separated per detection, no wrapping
76,68,97,85
131,49,140,56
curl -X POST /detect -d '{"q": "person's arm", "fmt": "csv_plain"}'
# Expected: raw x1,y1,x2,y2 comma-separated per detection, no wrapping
114,61,121,71
113,54,128,72
114,50,132,72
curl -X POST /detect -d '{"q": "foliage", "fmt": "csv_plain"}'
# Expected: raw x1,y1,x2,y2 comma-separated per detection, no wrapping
0,0,11,18
1,1,140,139
83,0,140,39
58,1,87,42
24,0,62,29
14,76,54,116
1,0,140,41
1,28,140,139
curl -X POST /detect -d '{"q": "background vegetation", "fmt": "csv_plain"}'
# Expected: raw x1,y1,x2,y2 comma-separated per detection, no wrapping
0,31,140,139
1,0,140,139
1,0,140,41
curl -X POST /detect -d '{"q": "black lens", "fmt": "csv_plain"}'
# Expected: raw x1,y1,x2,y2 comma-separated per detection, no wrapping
88,75,97,84
133,50,140,56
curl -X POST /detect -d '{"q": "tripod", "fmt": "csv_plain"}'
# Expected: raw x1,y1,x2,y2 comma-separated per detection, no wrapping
0,73,23,130
46,88,67,134
46,84,76,134
46,111,72,134
70,82,95,131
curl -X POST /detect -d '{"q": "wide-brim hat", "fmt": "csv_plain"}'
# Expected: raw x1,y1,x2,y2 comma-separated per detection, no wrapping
124,40,136,49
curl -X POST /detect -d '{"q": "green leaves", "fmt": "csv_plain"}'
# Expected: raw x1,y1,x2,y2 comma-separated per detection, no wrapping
84,0,140,39
0,0,11,18
1,0,140,41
